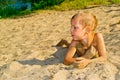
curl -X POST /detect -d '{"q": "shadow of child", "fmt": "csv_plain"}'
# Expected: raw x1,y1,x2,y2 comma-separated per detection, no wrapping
18,45,67,66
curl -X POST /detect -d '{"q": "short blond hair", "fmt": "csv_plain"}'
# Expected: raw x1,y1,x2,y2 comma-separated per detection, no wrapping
71,11,97,30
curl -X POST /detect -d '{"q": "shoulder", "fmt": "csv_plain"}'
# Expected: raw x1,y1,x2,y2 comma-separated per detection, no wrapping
94,33,105,44
95,33,104,40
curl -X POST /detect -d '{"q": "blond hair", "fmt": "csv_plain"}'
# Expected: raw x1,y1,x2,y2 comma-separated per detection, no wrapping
71,11,97,31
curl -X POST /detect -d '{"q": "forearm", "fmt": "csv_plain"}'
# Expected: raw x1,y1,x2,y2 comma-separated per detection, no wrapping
64,45,77,65
90,56,107,63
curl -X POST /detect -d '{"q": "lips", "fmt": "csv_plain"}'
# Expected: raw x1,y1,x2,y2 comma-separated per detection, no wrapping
71,34,73,36
71,35,76,38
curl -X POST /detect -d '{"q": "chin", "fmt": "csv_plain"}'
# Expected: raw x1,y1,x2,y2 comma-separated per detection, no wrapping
72,36,80,40
73,38,82,41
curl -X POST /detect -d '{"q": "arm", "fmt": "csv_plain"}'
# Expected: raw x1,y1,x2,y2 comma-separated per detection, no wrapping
75,33,107,68
90,33,107,63
63,40,78,65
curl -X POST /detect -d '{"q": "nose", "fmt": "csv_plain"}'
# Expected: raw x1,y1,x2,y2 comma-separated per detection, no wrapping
70,28,73,35
70,27,74,36
70,27,73,33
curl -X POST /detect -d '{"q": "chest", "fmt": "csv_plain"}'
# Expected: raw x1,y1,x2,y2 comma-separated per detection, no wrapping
76,40,97,56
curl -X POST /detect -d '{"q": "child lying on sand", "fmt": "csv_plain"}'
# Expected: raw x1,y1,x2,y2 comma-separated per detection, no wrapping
56,11,107,68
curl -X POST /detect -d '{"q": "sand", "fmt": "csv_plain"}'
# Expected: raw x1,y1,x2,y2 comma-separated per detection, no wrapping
0,4,120,80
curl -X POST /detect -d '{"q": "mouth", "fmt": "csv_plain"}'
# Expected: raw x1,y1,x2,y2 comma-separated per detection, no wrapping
71,34,74,36
71,35,76,38
71,35,74,37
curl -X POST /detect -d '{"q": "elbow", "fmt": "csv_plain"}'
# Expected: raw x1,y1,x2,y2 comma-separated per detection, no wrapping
103,53,107,62
101,56,107,62
104,56,107,61
99,52,107,62
63,58,70,65
63,57,75,65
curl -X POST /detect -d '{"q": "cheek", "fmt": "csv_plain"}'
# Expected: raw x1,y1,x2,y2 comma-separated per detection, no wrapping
77,31,85,37
76,30,81,35
74,31,81,38
73,30,79,35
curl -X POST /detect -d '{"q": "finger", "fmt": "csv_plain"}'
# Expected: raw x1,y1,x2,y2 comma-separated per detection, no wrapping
76,57,84,60
74,61,83,64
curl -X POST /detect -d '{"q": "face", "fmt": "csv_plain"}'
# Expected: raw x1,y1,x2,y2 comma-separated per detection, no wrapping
70,18,86,40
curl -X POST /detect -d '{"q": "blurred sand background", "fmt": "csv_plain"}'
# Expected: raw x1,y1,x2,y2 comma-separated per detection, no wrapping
0,4,120,80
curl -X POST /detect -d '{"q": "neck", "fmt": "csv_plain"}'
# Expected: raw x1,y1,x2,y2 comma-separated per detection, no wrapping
81,31,94,48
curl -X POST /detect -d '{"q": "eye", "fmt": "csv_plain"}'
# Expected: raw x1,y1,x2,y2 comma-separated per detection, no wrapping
74,27,78,29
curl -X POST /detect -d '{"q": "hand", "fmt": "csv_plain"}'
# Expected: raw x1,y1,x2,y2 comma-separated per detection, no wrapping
74,57,91,68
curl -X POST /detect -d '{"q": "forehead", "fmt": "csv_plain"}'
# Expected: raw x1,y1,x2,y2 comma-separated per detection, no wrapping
71,16,84,27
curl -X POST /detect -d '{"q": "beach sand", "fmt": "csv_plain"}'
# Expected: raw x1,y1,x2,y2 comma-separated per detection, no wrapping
0,4,120,80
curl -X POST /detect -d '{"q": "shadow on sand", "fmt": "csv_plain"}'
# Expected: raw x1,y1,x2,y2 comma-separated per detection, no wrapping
18,46,67,66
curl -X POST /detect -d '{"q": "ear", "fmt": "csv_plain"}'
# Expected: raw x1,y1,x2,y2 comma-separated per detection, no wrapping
85,26,92,32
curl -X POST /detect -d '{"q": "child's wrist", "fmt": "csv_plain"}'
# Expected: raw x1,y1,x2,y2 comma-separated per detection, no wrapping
89,59,92,63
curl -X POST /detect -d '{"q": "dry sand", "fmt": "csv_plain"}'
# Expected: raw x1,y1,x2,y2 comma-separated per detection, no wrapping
0,4,120,80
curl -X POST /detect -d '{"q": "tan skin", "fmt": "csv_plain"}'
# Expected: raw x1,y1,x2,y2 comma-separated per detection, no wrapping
63,17,107,67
